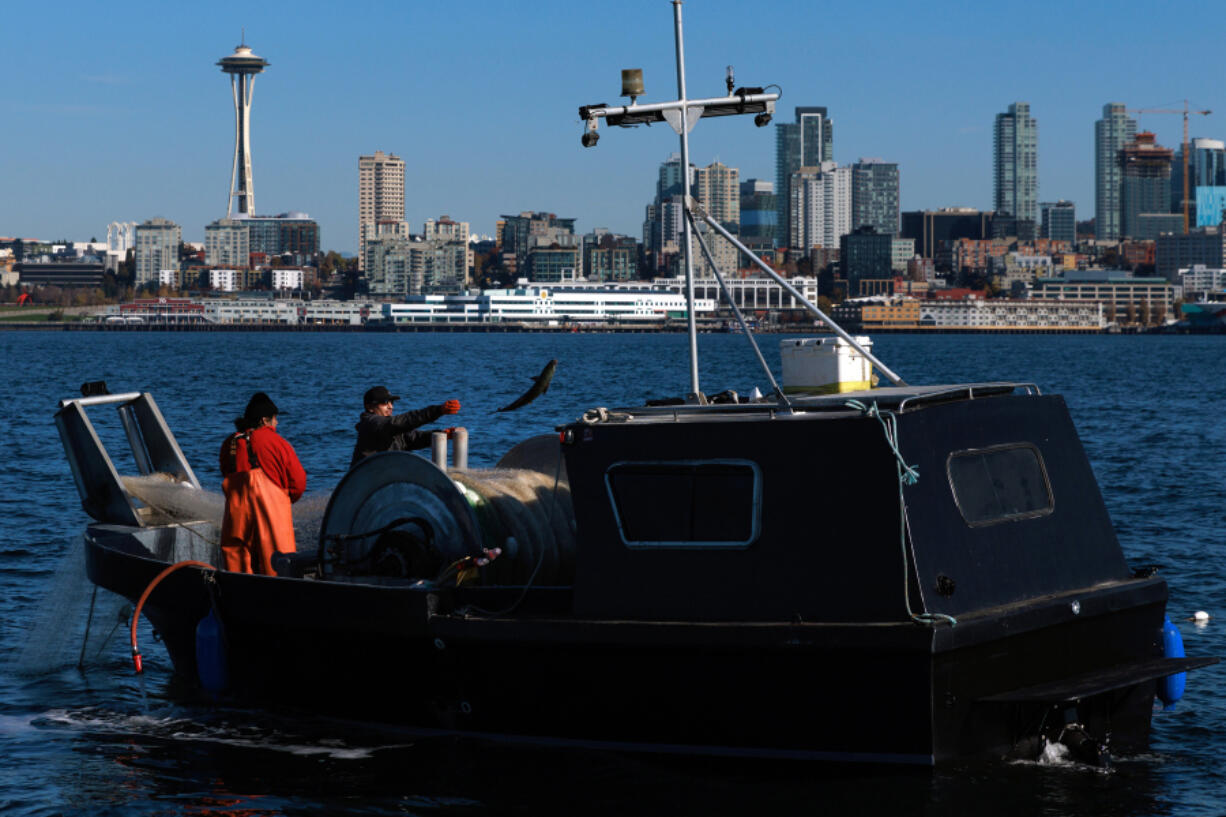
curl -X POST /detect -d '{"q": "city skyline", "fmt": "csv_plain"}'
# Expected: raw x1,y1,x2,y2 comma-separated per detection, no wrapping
4,0,1224,253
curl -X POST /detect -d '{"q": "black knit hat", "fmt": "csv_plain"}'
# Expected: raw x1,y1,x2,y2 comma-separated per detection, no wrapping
364,385,400,406
239,392,279,426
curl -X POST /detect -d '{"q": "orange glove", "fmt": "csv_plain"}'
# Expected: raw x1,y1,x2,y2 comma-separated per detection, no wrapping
442,399,461,415
444,427,457,439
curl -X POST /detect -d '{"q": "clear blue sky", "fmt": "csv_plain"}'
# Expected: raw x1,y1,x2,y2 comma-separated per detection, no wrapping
3,0,1222,252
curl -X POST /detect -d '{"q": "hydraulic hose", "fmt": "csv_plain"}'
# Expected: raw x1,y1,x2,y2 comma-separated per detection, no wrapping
130,560,217,673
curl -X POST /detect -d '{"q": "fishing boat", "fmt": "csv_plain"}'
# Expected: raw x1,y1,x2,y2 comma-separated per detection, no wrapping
57,4,1213,766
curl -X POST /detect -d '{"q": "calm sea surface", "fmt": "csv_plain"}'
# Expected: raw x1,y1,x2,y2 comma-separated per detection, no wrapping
1,330,1224,816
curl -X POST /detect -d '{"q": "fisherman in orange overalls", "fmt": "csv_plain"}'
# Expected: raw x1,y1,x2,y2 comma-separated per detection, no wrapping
219,392,306,575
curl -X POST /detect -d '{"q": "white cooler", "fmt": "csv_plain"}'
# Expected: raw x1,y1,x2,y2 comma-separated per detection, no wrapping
780,336,875,394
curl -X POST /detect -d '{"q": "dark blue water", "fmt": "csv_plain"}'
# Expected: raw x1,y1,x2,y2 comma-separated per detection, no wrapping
1,331,1224,816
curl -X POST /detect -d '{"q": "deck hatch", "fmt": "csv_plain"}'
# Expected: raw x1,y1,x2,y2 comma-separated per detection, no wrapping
605,460,761,548
946,443,1053,527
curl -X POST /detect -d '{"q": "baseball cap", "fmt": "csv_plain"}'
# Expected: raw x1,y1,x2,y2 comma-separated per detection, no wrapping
364,385,400,406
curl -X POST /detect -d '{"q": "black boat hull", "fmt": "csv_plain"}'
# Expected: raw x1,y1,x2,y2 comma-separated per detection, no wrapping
87,530,1180,765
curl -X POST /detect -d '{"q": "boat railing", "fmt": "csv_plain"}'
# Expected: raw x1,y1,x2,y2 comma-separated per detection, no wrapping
896,382,1041,412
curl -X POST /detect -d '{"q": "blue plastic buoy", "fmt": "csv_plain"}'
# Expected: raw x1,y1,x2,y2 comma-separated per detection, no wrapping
1157,615,1186,709
195,608,229,695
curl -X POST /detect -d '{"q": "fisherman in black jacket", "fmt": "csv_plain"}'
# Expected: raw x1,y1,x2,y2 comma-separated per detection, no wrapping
349,385,460,468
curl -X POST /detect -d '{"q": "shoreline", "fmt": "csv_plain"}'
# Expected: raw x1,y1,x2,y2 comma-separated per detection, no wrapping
0,321,1211,334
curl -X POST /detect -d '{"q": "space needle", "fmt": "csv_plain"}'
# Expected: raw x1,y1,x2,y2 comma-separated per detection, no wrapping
217,37,269,218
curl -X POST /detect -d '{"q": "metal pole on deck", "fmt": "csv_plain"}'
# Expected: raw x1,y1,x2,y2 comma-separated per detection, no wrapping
574,4,789,398
699,214,908,387
673,0,700,399
452,427,468,470
431,431,448,471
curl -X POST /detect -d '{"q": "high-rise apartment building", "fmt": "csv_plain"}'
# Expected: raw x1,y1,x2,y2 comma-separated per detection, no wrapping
739,179,777,249
1120,132,1173,239
841,226,894,297
358,151,405,270
423,215,470,246
582,229,638,282
1039,201,1076,244
692,161,740,228
657,152,687,201
500,212,577,264
643,154,686,267
1189,138,1226,187
365,238,468,296
1095,103,1136,240
423,216,473,284
205,218,250,267
789,162,852,252
643,155,740,273
1173,137,1226,226
247,213,320,265
134,217,181,288
994,102,1038,229
851,158,900,237
900,208,992,270
775,107,834,248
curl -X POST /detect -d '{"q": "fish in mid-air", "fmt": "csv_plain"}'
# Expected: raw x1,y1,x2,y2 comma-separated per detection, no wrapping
496,359,557,412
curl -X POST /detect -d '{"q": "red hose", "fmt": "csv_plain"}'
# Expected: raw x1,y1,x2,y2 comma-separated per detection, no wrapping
130,560,217,673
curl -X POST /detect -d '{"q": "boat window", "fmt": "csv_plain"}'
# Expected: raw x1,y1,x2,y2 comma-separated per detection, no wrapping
947,444,1053,527
605,460,760,547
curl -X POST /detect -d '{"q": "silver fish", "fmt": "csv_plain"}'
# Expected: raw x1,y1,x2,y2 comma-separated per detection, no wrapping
496,359,557,412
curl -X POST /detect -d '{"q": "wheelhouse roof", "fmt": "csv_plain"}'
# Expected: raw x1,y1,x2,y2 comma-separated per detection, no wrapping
581,382,1040,425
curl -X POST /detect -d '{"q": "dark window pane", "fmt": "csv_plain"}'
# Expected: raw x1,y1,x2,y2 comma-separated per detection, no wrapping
948,444,1052,526
608,466,693,541
691,467,755,541
607,462,758,546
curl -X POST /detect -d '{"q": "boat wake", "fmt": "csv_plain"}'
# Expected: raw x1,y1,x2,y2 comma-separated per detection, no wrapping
32,705,416,760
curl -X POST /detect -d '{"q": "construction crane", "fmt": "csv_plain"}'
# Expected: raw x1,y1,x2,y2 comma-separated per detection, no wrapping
1128,101,1212,233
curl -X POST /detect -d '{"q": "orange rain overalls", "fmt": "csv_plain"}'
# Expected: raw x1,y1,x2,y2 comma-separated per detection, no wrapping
219,430,299,575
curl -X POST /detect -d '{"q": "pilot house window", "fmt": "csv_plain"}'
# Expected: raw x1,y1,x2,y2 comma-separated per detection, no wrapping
947,444,1053,526
606,460,760,547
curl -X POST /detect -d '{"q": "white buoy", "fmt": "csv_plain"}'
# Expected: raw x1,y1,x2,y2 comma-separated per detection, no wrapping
1192,610,1210,623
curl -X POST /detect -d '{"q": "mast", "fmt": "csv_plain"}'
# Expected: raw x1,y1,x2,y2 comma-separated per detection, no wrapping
574,3,907,394
672,1,700,396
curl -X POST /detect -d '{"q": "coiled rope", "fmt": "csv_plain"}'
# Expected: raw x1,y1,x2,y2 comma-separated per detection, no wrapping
581,407,634,424
845,399,955,628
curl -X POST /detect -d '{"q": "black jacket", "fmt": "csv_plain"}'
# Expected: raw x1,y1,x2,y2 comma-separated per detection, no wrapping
349,403,446,468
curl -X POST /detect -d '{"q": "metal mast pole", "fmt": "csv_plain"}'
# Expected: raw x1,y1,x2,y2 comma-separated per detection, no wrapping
672,0,700,398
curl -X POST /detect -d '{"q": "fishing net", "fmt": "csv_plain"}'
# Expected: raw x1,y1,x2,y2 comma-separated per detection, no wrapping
8,537,133,675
